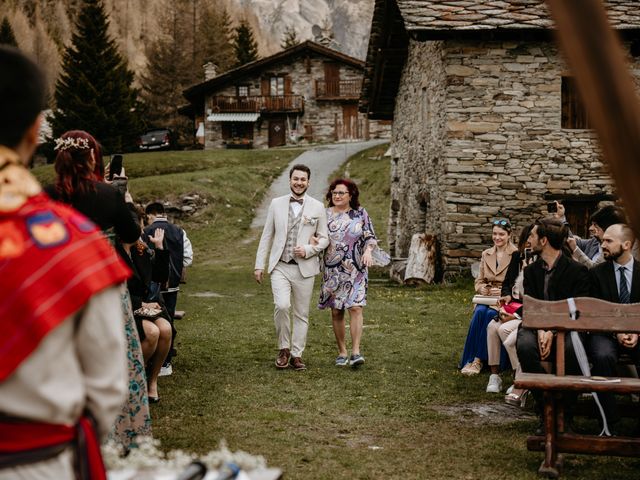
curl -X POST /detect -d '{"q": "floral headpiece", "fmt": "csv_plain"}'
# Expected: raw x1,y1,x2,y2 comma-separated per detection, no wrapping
54,137,91,152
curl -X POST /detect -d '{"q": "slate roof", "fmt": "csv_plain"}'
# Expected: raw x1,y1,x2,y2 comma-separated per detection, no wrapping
397,0,640,32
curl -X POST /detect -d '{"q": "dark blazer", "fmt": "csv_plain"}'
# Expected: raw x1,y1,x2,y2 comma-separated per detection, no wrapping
589,259,640,303
523,253,590,302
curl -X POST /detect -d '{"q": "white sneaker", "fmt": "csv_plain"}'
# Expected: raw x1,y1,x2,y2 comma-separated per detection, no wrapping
486,374,502,393
159,363,173,377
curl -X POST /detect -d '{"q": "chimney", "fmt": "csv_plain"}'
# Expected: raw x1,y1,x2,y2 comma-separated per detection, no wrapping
203,62,218,80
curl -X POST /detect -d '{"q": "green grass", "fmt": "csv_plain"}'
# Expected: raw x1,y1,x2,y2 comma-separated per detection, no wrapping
36,146,640,478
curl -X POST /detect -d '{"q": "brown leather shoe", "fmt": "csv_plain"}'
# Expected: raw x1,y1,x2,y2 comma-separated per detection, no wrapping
275,348,290,369
290,356,306,371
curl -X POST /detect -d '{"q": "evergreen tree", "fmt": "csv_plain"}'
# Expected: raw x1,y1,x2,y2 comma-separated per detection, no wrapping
280,25,299,50
51,0,142,153
197,3,234,74
0,17,18,46
140,0,195,145
233,19,258,67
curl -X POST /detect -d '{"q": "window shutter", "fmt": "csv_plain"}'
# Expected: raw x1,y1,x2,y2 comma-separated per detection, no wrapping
261,77,270,96
284,75,292,95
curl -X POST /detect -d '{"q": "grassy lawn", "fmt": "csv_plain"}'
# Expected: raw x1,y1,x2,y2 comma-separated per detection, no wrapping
35,146,640,478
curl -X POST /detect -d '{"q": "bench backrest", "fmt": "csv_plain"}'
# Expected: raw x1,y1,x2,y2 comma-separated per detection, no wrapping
522,295,640,376
522,295,640,334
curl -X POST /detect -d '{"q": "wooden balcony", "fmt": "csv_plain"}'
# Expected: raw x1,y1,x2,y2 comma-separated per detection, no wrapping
315,80,362,100
209,95,304,113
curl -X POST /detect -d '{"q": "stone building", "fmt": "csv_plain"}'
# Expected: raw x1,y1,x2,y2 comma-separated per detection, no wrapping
360,0,640,279
182,41,390,149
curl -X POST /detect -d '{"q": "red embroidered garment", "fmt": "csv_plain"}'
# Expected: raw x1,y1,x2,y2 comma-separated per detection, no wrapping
0,192,130,381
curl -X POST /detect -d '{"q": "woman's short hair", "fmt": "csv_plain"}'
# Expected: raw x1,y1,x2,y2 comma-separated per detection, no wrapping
54,130,102,199
326,178,360,210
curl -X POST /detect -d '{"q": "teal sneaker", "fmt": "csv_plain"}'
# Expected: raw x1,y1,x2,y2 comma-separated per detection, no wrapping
335,355,348,366
350,354,365,367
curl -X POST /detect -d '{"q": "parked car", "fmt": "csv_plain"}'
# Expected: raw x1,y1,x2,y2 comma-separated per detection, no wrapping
138,128,174,151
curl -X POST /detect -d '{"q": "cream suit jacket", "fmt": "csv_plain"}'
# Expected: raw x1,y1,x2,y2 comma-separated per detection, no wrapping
255,194,329,278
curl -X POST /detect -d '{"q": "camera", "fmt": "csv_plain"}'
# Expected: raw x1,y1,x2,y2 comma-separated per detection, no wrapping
547,202,557,213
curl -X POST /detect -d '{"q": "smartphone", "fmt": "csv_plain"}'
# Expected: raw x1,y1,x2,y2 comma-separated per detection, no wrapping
523,247,532,261
109,154,123,180
547,202,557,213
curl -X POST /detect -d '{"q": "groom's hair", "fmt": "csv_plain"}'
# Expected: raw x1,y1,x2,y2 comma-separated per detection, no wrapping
289,164,311,179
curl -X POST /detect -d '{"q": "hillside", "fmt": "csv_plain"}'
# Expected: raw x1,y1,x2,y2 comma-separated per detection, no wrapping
1,0,374,91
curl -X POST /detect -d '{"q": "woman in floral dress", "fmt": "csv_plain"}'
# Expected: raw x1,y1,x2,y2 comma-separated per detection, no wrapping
318,178,377,367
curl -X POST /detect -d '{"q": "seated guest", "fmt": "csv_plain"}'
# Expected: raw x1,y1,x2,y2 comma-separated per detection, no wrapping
516,218,590,431
460,219,517,375
566,205,626,268
486,224,534,396
588,223,640,431
120,224,172,404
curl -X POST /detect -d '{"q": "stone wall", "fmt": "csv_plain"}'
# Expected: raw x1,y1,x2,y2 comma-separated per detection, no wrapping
392,38,640,278
390,40,448,267
204,53,390,149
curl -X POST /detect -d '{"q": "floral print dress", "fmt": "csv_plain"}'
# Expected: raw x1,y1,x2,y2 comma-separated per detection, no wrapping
318,207,377,310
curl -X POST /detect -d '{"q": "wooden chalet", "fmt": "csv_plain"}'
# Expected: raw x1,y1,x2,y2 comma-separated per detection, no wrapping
183,41,390,149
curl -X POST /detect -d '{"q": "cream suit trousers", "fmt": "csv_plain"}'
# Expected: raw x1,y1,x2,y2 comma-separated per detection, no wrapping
271,262,315,357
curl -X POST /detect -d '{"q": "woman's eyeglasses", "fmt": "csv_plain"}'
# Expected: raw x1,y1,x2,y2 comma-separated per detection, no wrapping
331,191,349,196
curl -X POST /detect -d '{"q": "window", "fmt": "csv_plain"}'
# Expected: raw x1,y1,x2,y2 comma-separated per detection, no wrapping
237,85,250,97
270,77,285,96
561,76,590,129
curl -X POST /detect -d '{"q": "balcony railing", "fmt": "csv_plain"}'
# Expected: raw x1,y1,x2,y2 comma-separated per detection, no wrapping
315,80,362,99
209,95,304,113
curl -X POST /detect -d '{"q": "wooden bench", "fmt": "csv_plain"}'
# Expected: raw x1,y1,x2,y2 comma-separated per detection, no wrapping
514,295,640,478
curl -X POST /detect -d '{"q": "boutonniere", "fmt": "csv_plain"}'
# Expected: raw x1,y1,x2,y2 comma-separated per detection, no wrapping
302,215,318,226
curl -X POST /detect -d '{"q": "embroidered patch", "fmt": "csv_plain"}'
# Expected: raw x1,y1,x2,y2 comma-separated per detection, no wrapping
26,211,69,248
69,212,96,233
0,220,26,258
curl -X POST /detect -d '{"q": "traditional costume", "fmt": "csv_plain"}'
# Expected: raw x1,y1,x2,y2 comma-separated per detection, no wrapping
0,146,130,479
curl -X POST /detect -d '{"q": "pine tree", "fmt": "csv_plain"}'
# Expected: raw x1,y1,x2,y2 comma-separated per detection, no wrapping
0,17,18,47
139,0,195,144
197,3,234,74
281,25,299,50
51,0,142,153
233,19,258,67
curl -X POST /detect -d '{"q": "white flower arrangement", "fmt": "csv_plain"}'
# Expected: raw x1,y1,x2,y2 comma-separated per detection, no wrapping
102,437,267,476
53,136,91,151
302,215,318,226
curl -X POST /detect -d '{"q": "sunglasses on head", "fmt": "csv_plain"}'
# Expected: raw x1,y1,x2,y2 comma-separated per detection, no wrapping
493,219,511,227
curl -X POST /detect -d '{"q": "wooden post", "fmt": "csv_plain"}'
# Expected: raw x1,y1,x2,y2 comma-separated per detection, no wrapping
545,0,640,234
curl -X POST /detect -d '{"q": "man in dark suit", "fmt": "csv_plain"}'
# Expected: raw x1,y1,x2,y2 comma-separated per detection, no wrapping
588,223,639,428
516,218,590,428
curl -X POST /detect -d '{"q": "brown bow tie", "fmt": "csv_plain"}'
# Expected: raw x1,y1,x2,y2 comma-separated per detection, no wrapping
289,197,303,205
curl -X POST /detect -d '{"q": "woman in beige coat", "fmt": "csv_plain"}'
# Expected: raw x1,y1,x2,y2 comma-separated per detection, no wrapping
459,219,517,375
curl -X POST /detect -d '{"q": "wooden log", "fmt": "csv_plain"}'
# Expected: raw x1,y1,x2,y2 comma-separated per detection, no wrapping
403,233,437,284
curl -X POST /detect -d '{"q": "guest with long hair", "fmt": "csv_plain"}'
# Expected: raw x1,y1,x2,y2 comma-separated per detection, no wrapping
46,130,151,450
459,219,517,377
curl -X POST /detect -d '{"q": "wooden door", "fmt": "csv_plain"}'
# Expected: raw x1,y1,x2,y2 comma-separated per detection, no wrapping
324,63,340,96
269,118,286,147
342,104,358,139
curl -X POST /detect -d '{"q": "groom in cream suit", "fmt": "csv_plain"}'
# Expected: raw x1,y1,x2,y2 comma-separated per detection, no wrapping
255,164,329,370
